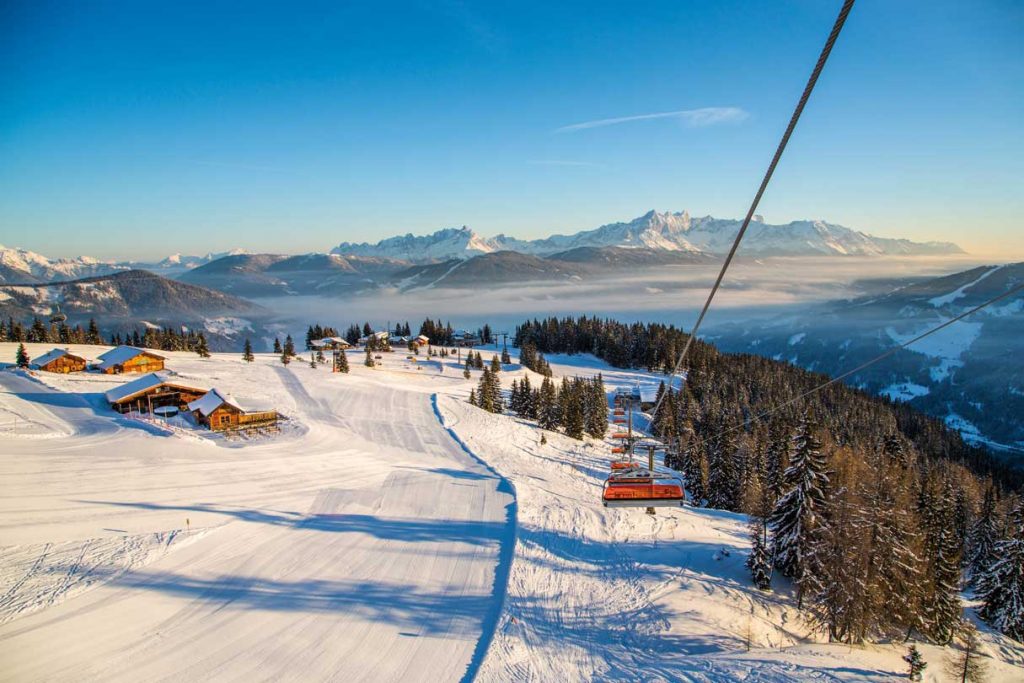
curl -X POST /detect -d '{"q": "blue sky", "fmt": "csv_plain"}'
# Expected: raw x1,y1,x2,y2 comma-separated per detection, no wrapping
1,0,1021,260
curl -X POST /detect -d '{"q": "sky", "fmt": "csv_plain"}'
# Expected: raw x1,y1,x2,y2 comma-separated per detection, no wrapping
0,0,1021,261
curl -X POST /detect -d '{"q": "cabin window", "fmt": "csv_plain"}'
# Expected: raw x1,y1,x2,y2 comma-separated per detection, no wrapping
220,415,230,425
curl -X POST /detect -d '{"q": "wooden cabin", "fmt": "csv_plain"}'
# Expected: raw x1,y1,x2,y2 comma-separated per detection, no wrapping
32,348,87,374
105,372,207,414
311,337,352,351
188,388,278,432
95,346,166,374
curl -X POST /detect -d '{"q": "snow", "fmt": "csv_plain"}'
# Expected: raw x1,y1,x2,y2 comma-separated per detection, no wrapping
0,342,1021,681
880,382,930,402
885,321,983,360
30,348,83,368
788,332,806,346
94,345,165,371
929,265,1002,307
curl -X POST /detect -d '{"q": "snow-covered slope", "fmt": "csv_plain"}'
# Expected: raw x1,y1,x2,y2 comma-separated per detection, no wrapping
0,344,1021,680
331,211,964,263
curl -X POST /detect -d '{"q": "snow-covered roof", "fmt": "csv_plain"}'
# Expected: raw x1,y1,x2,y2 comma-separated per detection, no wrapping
32,348,85,368
311,337,351,348
95,345,165,370
415,334,430,343
103,372,204,404
188,387,273,416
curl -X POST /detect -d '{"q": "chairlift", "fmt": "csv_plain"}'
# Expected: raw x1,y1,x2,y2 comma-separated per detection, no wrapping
612,431,629,439
49,304,67,324
602,468,685,508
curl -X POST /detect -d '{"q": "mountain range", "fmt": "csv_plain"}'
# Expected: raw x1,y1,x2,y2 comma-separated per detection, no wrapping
1,211,966,296
332,210,964,263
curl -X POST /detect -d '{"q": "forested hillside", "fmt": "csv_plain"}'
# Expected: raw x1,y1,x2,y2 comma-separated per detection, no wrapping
514,315,1024,645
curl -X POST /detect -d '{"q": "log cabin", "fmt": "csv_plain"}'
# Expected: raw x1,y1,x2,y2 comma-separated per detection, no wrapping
188,388,278,432
32,348,87,373
95,346,166,374
105,372,207,414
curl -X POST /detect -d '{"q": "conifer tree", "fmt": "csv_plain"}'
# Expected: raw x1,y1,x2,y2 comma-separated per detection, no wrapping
316,349,325,364
491,355,501,373
978,502,1024,641
463,366,471,379
15,343,30,368
336,348,350,373
477,368,495,412
922,480,964,645
273,337,282,354
280,349,291,366
468,388,477,406
684,441,708,507
967,487,1000,586
86,318,102,345
538,377,559,431
195,333,211,358
284,335,296,357
769,413,829,608
365,347,374,368
501,346,511,365
707,429,739,511
747,521,772,590
243,338,254,362
903,645,926,681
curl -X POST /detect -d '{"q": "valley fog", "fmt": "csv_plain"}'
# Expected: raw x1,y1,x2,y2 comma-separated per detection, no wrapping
252,255,989,333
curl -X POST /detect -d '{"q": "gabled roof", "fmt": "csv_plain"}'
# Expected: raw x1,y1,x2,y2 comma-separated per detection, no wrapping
95,345,165,370
104,372,207,404
188,387,273,416
310,336,351,348
32,348,86,368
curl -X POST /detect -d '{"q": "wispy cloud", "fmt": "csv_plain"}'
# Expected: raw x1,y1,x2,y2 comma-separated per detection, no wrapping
528,159,606,168
555,107,749,134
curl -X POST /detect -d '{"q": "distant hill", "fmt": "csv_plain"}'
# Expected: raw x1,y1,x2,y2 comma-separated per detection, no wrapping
709,261,1024,454
179,252,405,297
0,270,266,350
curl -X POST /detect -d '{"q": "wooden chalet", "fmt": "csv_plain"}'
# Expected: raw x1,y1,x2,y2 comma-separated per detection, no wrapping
32,348,87,374
310,337,352,351
105,372,207,414
188,388,278,432
95,345,166,374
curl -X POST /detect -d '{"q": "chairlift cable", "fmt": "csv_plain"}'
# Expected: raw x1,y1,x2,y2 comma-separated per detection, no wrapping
651,0,856,422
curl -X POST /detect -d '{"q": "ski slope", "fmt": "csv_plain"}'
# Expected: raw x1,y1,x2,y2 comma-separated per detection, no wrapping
1,342,1022,681
0,344,513,682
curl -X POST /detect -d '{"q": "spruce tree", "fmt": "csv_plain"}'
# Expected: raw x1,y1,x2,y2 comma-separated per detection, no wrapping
463,366,471,379
365,347,374,368
490,355,501,373
769,413,829,608
243,338,254,362
284,335,296,357
902,645,926,681
86,318,102,345
747,520,772,591
477,368,495,412
501,346,511,365
468,388,477,406
15,343,30,368
967,486,1000,586
538,377,560,431
923,480,964,645
273,337,282,354
280,349,291,366
978,502,1024,641
336,348,350,373
195,333,211,358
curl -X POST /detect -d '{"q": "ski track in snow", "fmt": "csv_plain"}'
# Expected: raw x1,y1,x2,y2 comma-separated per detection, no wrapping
0,342,1022,681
